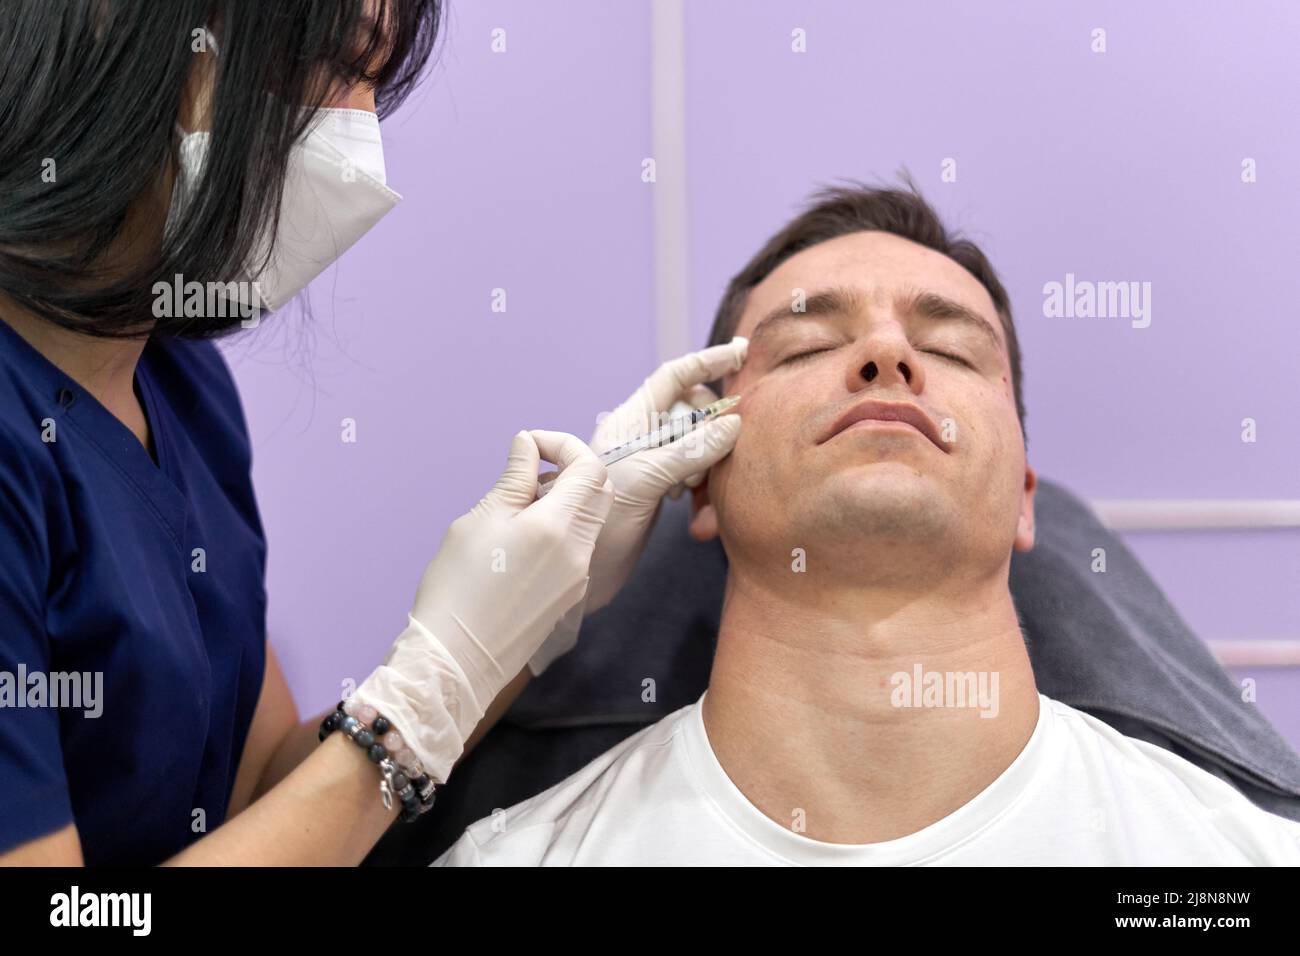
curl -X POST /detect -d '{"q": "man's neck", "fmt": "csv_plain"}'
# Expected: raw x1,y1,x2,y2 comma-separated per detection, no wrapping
702,562,1040,844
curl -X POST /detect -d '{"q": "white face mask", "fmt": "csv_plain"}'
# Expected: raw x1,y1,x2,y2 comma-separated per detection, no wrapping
166,32,402,314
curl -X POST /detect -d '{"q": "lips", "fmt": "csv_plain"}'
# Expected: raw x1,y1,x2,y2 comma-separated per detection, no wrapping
819,398,946,451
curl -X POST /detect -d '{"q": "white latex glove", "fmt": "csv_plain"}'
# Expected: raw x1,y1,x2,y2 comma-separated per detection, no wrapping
353,429,614,783
528,338,747,675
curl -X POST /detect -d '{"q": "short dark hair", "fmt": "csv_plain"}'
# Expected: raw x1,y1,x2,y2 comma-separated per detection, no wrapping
707,176,1026,442
0,0,442,339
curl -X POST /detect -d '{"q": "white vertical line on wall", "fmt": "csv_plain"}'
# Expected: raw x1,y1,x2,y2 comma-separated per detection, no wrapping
651,0,690,363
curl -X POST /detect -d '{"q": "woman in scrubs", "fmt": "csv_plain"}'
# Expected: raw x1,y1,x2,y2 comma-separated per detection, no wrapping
0,1,746,865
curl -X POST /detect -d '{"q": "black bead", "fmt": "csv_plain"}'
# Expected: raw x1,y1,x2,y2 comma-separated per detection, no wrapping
391,772,409,792
367,743,387,763
373,716,390,735
355,729,374,748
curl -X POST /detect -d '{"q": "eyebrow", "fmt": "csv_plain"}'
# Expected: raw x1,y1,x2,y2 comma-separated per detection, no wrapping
895,287,1003,352
748,286,866,346
747,285,1003,353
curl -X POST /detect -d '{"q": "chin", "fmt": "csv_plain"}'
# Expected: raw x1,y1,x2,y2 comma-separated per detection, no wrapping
799,465,955,543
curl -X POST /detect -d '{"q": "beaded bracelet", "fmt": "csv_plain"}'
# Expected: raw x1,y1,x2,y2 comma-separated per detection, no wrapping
319,701,438,822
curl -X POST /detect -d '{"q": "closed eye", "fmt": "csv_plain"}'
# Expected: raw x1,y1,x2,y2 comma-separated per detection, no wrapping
778,347,835,367
920,348,972,368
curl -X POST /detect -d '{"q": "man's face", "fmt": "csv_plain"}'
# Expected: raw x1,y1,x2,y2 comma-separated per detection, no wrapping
692,230,1035,586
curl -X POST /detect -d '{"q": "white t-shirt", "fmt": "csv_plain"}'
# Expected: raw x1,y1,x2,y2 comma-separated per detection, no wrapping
432,692,1300,866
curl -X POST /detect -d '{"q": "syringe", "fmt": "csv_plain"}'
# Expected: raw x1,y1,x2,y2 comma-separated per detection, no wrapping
537,394,740,497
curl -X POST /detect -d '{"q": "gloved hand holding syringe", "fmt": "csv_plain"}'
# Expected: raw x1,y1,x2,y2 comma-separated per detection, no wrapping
350,338,747,785
528,337,748,675
535,393,741,498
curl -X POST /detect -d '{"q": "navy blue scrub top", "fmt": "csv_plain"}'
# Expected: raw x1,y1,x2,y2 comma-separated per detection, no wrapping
0,317,267,864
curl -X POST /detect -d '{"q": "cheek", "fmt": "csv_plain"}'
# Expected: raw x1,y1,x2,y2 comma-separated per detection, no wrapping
945,373,1012,443
710,389,776,512
968,397,1024,487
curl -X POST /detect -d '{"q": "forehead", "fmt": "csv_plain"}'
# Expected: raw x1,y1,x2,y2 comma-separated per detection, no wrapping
736,230,1001,340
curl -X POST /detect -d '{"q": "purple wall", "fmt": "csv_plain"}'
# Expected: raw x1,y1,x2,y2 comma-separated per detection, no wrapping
222,1,1299,746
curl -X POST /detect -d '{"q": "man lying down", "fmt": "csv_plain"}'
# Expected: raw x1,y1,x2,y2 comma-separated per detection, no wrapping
435,182,1300,866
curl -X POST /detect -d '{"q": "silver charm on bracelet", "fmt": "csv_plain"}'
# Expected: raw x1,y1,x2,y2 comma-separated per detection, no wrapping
378,757,399,811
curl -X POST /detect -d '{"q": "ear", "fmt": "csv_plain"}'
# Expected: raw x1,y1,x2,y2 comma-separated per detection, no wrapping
688,470,720,542
1013,464,1038,552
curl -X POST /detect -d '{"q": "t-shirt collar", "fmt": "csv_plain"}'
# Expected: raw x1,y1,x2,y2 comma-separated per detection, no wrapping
675,689,1050,865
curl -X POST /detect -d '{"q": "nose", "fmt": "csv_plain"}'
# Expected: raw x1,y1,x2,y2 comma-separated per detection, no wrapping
844,325,925,397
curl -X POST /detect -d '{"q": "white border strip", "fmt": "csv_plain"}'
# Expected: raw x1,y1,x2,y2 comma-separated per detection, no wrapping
1089,499,1300,531
1208,640,1300,668
650,0,690,362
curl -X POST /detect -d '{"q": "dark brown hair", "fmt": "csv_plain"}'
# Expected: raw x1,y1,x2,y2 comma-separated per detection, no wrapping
707,176,1026,442
0,0,442,339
